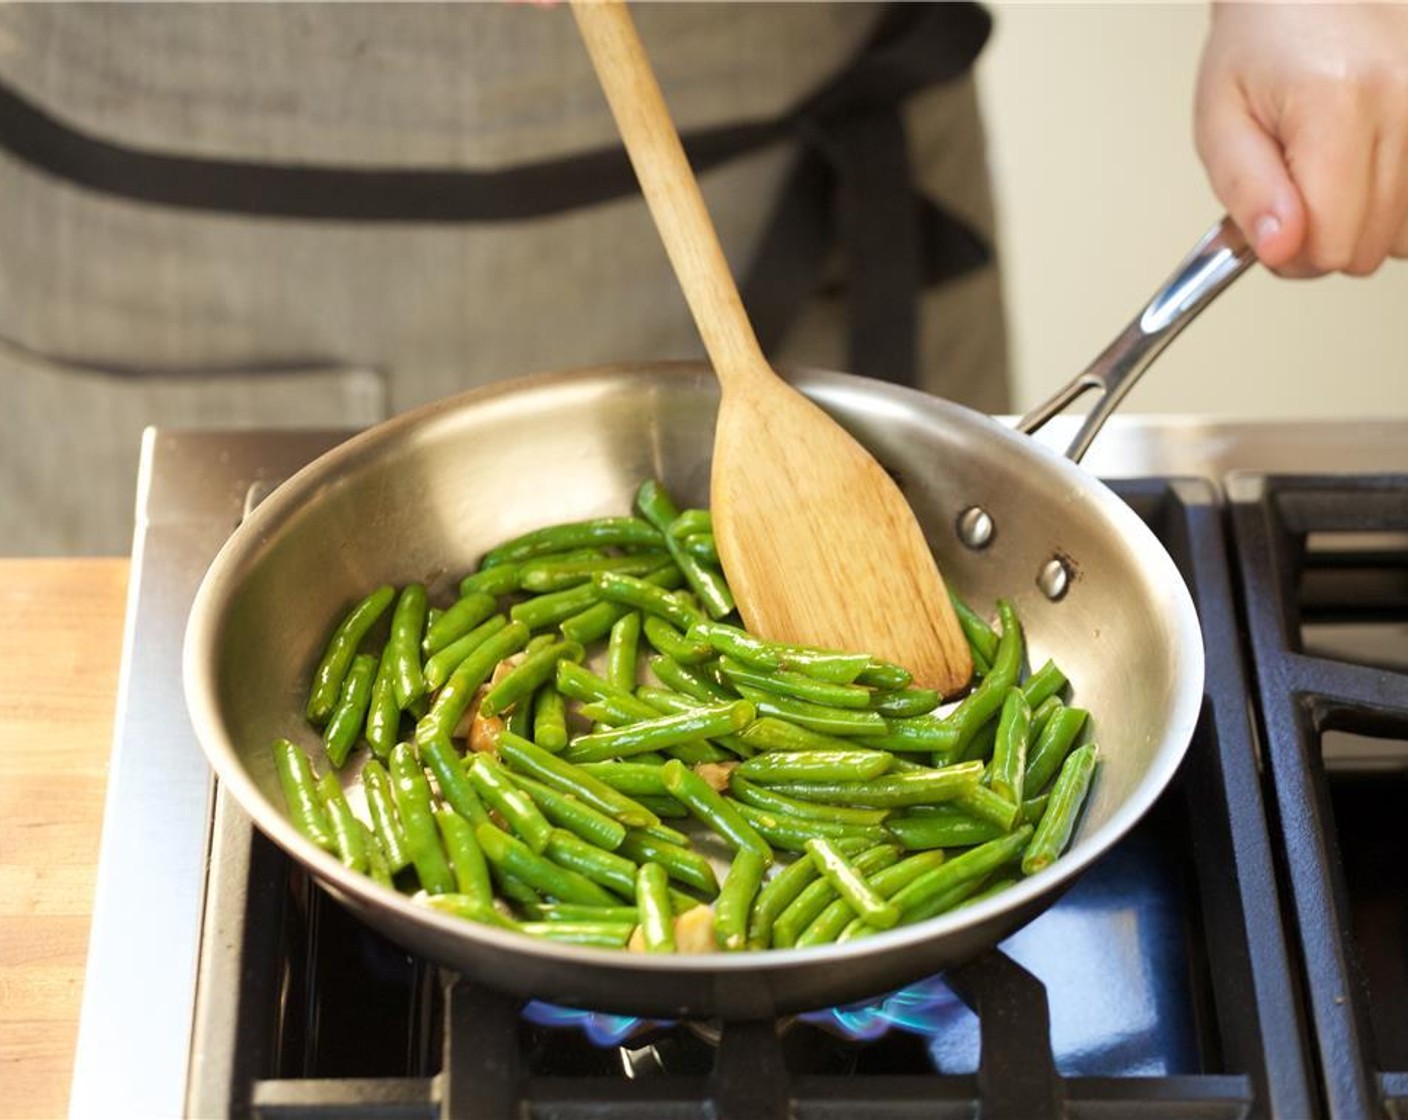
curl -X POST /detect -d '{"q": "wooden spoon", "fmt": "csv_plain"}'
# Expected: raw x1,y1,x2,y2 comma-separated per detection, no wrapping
571,0,972,694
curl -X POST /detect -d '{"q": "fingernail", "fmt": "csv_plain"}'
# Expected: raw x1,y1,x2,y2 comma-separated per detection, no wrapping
1254,213,1282,247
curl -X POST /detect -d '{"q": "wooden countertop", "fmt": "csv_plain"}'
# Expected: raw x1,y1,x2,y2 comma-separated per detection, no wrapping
0,558,129,1120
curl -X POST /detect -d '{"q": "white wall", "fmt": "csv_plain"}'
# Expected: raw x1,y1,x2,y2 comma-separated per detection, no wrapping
976,2,1408,420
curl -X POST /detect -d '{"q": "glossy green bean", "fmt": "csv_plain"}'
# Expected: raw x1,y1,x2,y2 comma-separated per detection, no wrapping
952,781,1021,831
306,584,395,724
1021,658,1068,710
531,685,570,752
418,732,490,826
605,611,642,693
509,582,601,631
523,902,640,923
387,584,429,708
361,758,412,871
361,824,393,887
518,553,666,593
496,730,660,830
855,715,961,757
737,748,893,783
1029,694,1064,742
869,687,941,718
641,615,715,665
634,687,752,758
423,590,497,657
272,740,335,850
950,595,1000,666
732,684,888,737
421,615,509,692
480,517,664,567
474,822,619,906
678,533,719,564
481,640,584,718
420,892,520,931
887,826,1033,925
718,657,873,710
544,828,639,898
795,850,946,947
660,759,772,864
853,659,912,690
766,759,982,808
364,644,401,760
686,620,871,684
635,479,735,619
735,716,856,753
731,801,892,853
388,742,456,895
806,838,900,929
315,771,368,872
519,920,637,948
467,754,553,853
714,848,767,951
635,862,676,952
988,687,1031,806
727,773,889,826
617,829,719,896
434,807,494,903
559,563,684,644
591,569,702,631
946,599,1023,753
772,844,899,948
563,701,754,764
458,563,522,599
1024,706,1090,795
667,507,712,537
575,761,671,797
417,621,530,742
1022,743,1098,875
647,654,734,703
323,652,377,767
503,770,628,851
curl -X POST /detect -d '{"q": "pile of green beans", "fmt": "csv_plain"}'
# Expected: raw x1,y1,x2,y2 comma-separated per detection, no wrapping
275,478,1099,953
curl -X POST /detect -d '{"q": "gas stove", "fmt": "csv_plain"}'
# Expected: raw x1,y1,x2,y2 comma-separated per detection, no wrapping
69,417,1408,1119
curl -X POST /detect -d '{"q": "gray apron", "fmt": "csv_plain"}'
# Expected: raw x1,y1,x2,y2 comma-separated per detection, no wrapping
0,2,1006,555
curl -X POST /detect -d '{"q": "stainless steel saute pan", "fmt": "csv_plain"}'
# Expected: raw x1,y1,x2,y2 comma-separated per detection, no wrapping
184,220,1251,1018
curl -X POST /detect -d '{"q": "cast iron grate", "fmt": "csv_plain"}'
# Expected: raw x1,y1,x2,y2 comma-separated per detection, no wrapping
186,478,1314,1118
1228,473,1408,1120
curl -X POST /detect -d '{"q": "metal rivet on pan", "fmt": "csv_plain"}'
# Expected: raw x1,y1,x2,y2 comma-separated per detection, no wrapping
1037,557,1071,601
956,506,995,550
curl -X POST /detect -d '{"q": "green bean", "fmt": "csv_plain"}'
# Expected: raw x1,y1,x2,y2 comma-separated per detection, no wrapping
364,643,401,760
519,553,667,593
592,569,703,631
481,640,584,718
306,584,396,724
467,754,554,853
772,844,899,948
386,584,429,709
510,582,601,631
735,716,856,753
887,807,1005,850
272,740,335,850
361,758,412,871
668,507,712,538
560,563,685,644
869,688,941,718
956,874,1021,910
434,808,494,904
475,822,618,906
1022,744,1098,875
420,892,521,931
388,742,456,895
563,701,755,764
686,620,871,684
636,862,676,952
322,652,377,767
480,517,664,567
888,826,1033,925
575,761,671,798
957,718,998,766
805,838,900,930
855,715,961,756
641,615,715,665
796,850,949,948
417,621,530,742
742,833,867,949
950,595,1000,666
854,659,912,691
678,533,719,564
660,759,773,865
523,902,640,923
544,828,639,898
1022,658,1068,709
635,479,736,619
531,684,570,752
362,824,393,887
491,867,543,908
767,760,983,808
421,615,509,692
1024,706,1090,795
458,563,522,599
737,748,894,783
732,684,888,737
418,732,490,826
1029,694,1064,742
953,782,1021,831
718,657,873,710
634,687,752,758
618,829,719,896
497,730,660,829
647,654,734,702
731,802,892,853
315,771,368,873
640,820,692,848
727,773,889,826
518,920,637,948
947,599,1023,753
503,770,628,851
605,611,642,693
423,590,497,657
988,687,1031,806
714,848,767,951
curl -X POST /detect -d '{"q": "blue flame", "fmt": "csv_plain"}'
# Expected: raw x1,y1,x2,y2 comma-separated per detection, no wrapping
521,974,964,1048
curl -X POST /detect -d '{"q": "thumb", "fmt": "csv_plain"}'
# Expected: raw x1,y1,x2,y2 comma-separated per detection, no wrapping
1195,97,1307,270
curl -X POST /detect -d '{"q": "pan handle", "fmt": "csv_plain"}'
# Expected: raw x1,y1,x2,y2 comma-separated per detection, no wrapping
1016,215,1255,463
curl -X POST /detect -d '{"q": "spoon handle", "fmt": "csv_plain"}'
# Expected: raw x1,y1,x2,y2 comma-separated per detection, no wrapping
572,0,767,390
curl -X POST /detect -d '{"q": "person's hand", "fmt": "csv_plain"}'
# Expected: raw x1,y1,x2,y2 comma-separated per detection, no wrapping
1195,2,1408,277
